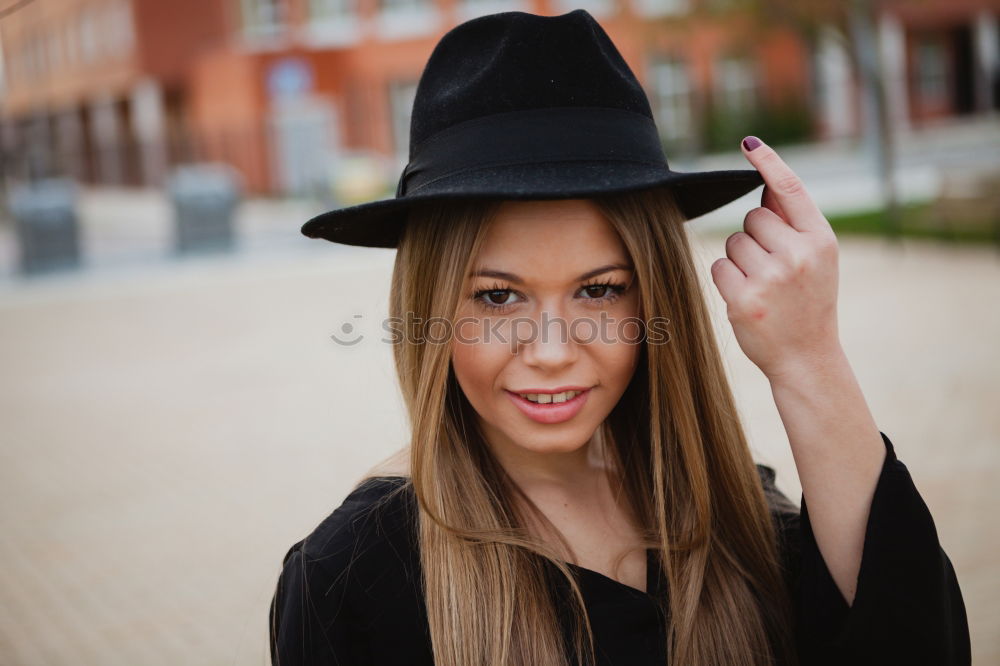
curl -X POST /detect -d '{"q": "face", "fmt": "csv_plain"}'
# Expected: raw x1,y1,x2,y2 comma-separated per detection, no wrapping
450,199,642,470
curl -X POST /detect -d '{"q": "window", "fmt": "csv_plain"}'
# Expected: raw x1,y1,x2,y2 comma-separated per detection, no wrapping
915,36,949,103
380,0,424,10
632,0,687,19
63,21,77,67
551,0,615,18
375,0,440,41
456,0,528,23
107,0,136,60
239,0,288,40
812,25,853,138
648,55,693,142
79,7,100,63
306,0,360,46
388,79,419,168
310,0,354,18
47,27,62,73
29,31,47,77
714,55,758,115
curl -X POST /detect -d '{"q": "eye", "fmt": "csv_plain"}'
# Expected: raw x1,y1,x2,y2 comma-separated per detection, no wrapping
472,283,523,313
583,284,611,298
483,289,514,305
577,279,628,305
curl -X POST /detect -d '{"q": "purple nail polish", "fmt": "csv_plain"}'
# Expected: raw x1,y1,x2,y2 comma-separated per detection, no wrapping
742,136,762,151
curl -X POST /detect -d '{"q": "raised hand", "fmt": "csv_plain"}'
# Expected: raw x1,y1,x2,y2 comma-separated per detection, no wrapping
710,136,843,382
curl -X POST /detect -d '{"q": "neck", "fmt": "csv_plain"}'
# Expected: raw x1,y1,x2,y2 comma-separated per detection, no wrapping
481,427,609,494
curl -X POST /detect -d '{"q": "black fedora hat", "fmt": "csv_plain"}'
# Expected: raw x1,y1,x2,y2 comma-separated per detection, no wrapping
301,8,763,248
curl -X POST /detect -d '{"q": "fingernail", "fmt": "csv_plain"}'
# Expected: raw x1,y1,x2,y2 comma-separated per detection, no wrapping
742,136,762,151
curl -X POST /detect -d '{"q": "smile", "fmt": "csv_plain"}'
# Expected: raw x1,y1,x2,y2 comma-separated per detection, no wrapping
504,388,592,424
516,390,583,403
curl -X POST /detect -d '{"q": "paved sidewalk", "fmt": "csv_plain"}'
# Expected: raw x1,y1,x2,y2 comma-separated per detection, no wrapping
0,231,997,664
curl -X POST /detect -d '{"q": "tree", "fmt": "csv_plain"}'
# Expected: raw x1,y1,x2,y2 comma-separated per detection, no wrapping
750,0,901,238
653,0,902,237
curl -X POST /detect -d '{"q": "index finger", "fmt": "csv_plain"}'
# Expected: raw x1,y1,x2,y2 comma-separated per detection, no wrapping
741,136,825,233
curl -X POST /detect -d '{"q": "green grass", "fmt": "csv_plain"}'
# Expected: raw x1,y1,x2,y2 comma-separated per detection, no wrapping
826,201,1000,245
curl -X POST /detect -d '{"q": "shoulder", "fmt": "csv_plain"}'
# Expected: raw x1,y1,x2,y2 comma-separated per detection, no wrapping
754,462,800,517
270,477,418,662
281,475,416,576
273,476,418,622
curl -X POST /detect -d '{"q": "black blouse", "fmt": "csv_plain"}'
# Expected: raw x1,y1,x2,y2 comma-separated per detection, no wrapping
269,431,970,665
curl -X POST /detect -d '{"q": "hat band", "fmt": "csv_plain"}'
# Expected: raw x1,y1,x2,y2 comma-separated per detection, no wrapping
395,106,668,197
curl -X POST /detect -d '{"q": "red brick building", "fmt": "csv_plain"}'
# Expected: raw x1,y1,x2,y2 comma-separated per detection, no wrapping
0,0,232,186
183,0,820,194
1,0,997,196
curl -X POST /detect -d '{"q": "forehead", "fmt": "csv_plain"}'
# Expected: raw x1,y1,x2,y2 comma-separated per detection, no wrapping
472,199,629,275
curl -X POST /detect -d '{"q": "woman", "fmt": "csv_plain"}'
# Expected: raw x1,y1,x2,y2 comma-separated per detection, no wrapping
270,9,970,666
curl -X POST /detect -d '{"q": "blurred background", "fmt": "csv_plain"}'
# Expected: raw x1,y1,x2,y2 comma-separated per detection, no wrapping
0,0,998,663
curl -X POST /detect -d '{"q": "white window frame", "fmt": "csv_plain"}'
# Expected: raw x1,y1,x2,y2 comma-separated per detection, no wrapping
631,0,688,20
915,37,949,104
79,7,100,64
388,78,419,169
714,55,758,116
455,0,529,24
648,55,693,143
305,0,362,48
104,0,136,61
550,0,616,19
375,0,442,41
239,0,289,44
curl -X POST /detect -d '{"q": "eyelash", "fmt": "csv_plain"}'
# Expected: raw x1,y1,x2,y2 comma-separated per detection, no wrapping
471,279,629,313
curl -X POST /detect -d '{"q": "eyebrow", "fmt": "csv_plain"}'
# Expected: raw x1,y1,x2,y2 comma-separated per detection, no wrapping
470,262,634,284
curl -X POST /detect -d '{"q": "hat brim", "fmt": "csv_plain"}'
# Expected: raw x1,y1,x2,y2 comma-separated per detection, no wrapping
301,162,764,248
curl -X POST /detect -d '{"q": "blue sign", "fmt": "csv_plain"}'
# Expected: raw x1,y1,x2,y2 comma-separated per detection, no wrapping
267,57,314,99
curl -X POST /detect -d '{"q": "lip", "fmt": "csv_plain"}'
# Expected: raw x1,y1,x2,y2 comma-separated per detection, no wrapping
504,387,592,424
510,385,591,394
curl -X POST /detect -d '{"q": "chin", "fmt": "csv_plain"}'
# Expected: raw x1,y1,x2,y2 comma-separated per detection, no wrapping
504,425,595,454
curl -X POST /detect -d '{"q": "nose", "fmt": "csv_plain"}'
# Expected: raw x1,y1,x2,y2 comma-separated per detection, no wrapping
514,306,580,370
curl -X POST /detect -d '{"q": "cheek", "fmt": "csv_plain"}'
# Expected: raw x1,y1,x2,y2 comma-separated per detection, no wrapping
587,331,642,388
451,335,509,404
580,298,642,373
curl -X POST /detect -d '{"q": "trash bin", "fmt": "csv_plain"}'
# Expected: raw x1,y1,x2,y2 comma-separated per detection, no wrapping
9,178,81,275
167,164,242,254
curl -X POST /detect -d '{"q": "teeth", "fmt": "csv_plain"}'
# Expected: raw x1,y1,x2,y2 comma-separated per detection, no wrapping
518,390,581,404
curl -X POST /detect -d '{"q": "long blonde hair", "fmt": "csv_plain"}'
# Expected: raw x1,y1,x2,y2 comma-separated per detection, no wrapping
374,186,798,665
